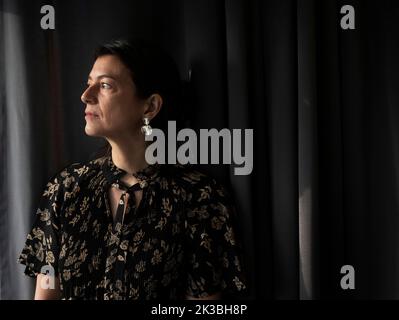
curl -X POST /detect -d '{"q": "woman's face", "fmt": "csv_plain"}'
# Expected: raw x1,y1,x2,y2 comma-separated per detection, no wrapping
81,54,145,141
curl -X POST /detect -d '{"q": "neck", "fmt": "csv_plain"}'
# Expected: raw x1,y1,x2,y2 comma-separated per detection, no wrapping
108,138,148,175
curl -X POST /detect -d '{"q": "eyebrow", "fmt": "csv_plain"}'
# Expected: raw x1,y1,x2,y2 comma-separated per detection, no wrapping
87,74,117,81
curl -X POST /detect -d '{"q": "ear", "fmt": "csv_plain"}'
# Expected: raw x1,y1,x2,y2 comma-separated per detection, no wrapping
143,94,163,120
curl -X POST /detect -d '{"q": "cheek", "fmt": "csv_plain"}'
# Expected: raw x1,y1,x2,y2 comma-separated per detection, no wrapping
99,94,122,119
110,106,142,131
122,110,143,130
100,91,143,129
122,96,145,123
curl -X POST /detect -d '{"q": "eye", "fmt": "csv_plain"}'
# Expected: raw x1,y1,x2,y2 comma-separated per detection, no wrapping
101,82,112,89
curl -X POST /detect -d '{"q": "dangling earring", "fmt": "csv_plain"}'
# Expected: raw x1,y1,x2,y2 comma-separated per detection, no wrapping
141,117,152,136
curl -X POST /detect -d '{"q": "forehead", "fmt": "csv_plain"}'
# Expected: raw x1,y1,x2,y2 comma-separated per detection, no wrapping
89,54,131,80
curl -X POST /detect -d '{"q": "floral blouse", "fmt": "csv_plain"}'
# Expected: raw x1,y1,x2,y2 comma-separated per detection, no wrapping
18,155,247,300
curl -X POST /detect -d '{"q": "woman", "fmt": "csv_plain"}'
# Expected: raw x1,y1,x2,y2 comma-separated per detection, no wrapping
18,38,247,300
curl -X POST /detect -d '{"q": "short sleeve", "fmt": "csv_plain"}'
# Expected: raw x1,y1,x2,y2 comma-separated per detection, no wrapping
184,176,248,299
18,170,65,278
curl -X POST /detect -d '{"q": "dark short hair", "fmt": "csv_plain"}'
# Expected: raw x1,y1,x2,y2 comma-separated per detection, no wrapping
92,38,183,158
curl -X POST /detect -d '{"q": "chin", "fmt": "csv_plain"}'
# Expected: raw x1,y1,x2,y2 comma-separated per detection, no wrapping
85,127,100,137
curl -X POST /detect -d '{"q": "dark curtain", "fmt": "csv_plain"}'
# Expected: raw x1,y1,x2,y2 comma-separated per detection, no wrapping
316,0,399,299
1,0,399,300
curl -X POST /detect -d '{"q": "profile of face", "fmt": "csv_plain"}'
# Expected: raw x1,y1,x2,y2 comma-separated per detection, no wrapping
81,54,146,141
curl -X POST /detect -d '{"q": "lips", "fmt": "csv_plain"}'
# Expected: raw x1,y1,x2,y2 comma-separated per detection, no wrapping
85,111,99,117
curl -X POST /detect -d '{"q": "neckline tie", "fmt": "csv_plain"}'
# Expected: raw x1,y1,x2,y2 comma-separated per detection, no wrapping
111,180,142,231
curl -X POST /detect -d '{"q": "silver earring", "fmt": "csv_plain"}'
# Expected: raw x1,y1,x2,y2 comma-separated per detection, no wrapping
141,117,152,136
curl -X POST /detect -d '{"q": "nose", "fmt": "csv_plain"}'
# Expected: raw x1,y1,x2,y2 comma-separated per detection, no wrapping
81,85,97,104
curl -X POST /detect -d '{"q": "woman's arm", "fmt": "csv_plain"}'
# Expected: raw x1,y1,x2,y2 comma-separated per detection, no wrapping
34,274,61,300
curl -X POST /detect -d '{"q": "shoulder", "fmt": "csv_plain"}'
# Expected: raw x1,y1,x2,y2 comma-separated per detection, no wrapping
160,164,214,186
39,157,106,205
49,156,106,189
159,164,230,201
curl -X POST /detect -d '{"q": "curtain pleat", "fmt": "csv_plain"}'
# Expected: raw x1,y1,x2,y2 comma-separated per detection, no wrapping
1,0,34,299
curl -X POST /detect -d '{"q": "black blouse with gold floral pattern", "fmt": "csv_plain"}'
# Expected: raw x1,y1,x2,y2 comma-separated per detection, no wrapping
18,155,247,300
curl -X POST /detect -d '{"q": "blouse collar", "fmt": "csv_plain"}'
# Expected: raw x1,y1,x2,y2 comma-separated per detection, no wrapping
101,155,160,189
